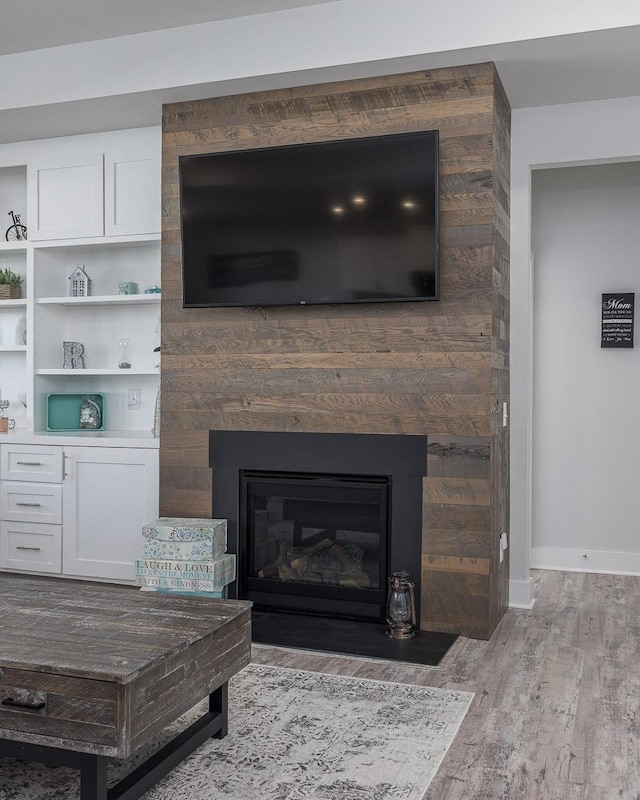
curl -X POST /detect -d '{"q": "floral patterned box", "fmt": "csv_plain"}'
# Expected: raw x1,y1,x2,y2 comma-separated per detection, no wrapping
139,586,225,599
142,517,227,561
135,575,231,592
135,554,236,585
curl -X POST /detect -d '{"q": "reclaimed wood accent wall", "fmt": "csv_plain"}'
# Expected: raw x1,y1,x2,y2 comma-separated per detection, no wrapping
161,62,511,639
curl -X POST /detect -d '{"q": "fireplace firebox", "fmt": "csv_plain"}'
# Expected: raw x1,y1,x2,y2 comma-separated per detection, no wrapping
240,471,389,620
210,431,428,629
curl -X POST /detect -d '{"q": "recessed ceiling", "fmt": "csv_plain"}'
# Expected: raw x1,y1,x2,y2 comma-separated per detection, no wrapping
1,3,640,145
0,0,337,56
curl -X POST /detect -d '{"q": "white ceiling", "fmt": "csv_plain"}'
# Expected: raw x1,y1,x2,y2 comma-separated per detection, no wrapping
1,2,640,144
0,0,337,56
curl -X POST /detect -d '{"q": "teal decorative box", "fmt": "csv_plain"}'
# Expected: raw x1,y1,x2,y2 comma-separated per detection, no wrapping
141,517,227,561
139,586,225,599
117,281,138,295
46,393,105,432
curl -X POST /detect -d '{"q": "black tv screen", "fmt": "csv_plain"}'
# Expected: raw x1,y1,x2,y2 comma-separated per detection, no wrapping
179,130,439,308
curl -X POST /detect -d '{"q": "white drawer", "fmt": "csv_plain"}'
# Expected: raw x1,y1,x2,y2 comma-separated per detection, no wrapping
0,482,62,524
1,445,63,483
0,521,62,573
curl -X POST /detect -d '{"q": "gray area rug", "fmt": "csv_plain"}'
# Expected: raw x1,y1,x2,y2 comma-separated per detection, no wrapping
0,664,473,800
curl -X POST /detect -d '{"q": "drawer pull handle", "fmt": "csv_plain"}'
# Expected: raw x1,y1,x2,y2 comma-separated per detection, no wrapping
15,502,42,507
16,461,43,466
2,697,46,711
16,546,41,551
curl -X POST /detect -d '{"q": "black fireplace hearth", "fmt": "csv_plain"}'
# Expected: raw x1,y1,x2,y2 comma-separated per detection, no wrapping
252,610,457,666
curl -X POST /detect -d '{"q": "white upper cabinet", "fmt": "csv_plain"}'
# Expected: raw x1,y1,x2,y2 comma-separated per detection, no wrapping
105,150,161,236
27,149,161,241
28,154,105,240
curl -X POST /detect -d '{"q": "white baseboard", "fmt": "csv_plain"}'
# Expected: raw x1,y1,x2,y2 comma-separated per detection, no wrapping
508,577,535,609
531,546,640,576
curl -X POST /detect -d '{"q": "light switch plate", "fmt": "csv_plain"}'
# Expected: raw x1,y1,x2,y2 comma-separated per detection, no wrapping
127,389,141,410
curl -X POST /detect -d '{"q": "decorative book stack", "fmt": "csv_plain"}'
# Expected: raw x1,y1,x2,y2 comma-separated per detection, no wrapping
135,517,235,598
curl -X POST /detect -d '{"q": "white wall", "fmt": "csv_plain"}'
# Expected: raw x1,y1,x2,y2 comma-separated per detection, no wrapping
510,94,640,606
531,163,640,573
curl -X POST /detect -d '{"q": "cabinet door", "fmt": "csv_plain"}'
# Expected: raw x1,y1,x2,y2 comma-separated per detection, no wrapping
105,151,161,236
27,154,104,240
62,446,158,581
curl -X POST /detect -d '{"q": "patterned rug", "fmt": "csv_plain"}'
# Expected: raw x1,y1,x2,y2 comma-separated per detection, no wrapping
0,664,473,800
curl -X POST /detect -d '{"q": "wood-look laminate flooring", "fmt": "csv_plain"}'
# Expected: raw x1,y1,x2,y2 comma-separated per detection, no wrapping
252,569,640,799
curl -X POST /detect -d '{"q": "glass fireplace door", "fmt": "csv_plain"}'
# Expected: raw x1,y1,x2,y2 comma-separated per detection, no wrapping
240,471,389,620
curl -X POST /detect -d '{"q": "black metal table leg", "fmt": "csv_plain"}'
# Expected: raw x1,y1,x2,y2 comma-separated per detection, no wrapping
0,680,230,800
209,683,228,739
79,754,109,800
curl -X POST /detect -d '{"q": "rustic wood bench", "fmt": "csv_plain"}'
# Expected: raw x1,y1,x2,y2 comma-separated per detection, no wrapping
0,576,252,800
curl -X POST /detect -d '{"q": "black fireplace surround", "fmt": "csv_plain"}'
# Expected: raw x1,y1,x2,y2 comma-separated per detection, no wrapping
210,431,427,626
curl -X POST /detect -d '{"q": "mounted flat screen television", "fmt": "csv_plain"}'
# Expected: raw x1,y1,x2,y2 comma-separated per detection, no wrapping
179,130,439,308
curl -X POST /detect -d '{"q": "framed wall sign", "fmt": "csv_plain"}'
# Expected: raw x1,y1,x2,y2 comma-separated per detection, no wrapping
601,293,635,348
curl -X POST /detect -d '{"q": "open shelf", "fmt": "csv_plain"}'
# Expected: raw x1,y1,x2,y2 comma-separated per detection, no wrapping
0,242,28,254
36,294,161,306
36,368,159,376
32,233,159,250
0,299,27,308
30,429,159,444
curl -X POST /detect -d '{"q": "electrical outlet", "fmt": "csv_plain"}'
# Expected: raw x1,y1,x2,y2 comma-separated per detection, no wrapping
127,389,141,410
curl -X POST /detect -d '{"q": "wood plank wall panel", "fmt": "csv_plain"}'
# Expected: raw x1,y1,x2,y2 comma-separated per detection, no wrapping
490,74,511,628
161,62,510,639
422,435,493,637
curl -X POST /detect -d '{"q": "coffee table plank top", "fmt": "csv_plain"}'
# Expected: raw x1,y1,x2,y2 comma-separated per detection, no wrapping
0,576,252,759
0,577,251,683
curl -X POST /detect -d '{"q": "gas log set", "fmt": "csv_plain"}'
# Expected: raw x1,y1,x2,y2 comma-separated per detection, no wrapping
257,537,372,589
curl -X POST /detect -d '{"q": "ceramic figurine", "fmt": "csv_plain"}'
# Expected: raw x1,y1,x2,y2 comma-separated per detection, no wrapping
79,395,102,430
68,265,91,297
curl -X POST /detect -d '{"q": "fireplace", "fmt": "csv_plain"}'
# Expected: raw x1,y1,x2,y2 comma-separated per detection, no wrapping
240,471,389,620
210,431,427,628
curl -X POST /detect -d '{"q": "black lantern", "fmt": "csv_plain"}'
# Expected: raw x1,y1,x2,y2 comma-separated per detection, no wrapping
385,571,416,639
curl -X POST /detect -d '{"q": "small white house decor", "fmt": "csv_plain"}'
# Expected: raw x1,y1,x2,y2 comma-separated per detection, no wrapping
69,264,91,297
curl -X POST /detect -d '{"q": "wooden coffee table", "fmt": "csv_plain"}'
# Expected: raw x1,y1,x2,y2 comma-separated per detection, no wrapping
0,576,251,799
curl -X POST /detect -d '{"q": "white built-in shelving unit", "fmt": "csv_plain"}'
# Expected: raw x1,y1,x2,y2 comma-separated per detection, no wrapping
0,141,162,438
0,129,162,583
